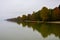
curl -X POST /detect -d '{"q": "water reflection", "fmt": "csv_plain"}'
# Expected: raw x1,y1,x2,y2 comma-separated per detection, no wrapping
7,21,60,38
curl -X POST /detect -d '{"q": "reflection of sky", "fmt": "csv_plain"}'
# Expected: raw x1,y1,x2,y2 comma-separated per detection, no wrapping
0,21,59,40
0,0,60,19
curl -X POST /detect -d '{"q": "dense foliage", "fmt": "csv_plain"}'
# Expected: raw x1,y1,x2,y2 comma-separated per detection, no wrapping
16,5,60,21
6,5,60,38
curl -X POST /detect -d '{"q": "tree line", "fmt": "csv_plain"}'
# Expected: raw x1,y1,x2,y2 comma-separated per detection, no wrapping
15,5,60,22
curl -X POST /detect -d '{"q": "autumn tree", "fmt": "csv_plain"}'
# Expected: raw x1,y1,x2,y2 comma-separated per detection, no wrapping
52,7,60,20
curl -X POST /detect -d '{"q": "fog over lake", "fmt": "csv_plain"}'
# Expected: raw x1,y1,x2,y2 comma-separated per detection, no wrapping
0,0,60,40
0,0,60,19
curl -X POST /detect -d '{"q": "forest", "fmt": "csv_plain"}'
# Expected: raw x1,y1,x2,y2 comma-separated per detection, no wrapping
7,5,60,22
6,5,60,38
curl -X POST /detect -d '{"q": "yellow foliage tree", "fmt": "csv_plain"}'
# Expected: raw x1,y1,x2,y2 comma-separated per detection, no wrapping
40,7,49,21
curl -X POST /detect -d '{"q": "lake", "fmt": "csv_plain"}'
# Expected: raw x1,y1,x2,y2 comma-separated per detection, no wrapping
0,20,60,40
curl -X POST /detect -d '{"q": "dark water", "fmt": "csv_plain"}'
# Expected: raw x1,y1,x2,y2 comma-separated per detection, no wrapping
0,20,60,40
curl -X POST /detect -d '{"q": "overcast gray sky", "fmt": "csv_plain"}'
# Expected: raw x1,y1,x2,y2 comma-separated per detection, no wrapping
0,0,60,19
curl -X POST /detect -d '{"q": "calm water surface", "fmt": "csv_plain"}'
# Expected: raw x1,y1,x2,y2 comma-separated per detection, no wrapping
0,20,60,40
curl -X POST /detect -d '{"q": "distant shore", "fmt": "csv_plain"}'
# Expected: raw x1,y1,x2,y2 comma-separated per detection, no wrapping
6,18,60,24
23,21,60,23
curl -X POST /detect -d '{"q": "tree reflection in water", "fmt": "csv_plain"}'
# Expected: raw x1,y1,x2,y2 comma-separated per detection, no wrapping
7,20,60,38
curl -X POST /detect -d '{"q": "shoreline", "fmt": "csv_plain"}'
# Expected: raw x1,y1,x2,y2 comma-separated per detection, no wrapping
6,19,60,24
23,21,60,24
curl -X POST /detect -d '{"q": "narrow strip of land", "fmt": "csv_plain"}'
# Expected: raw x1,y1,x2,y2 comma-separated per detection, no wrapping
25,21,60,23
47,21,60,23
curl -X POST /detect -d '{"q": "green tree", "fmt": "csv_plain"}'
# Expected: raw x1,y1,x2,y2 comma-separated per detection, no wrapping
59,5,60,9
35,10,42,21
27,14,32,21
31,12,37,21
22,15,27,21
17,16,22,23
40,7,49,21
48,9,53,21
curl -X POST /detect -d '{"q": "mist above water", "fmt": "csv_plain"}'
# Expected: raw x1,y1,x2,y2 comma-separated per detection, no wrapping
0,0,60,19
